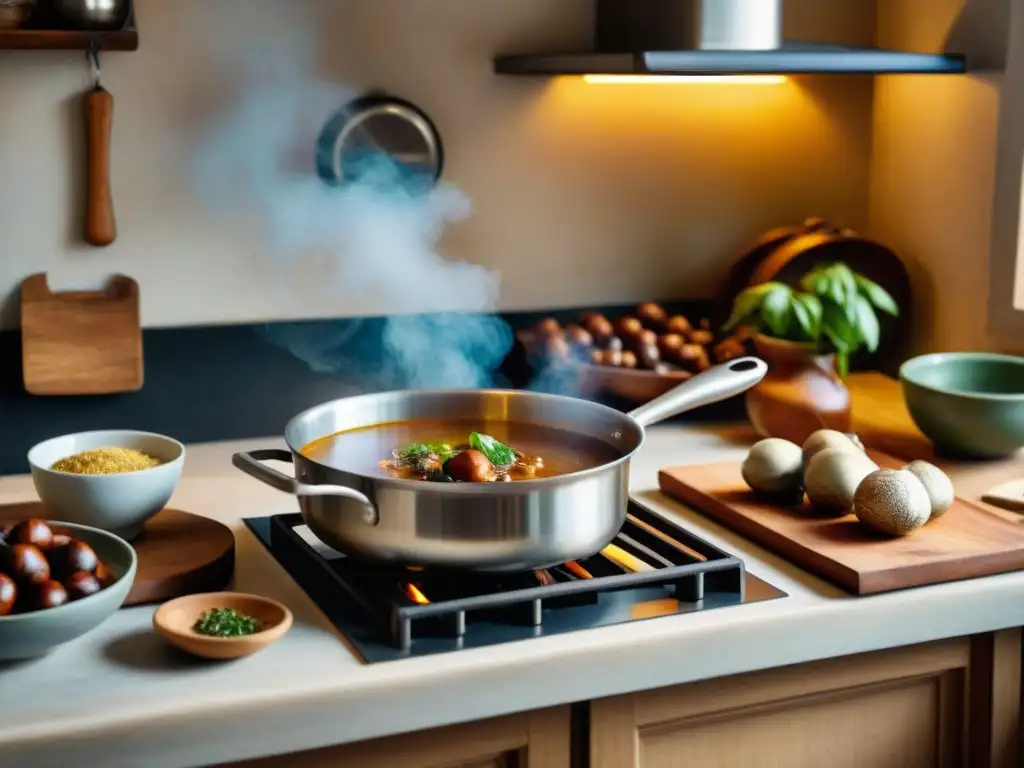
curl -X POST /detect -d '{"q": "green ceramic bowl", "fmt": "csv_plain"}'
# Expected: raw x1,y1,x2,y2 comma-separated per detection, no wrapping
0,521,136,661
900,353,1024,459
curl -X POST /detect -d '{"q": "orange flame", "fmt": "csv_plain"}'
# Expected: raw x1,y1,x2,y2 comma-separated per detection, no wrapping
601,544,654,573
403,583,430,605
565,561,593,580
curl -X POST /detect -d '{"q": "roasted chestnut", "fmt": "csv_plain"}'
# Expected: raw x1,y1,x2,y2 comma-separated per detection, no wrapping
0,573,16,617
604,336,624,352
658,333,686,362
590,349,623,367
49,539,99,579
8,518,54,552
94,561,116,587
65,571,103,601
678,344,706,364
33,580,69,611
2,544,51,586
636,303,668,331
665,315,693,336
714,338,747,363
694,349,712,372
636,329,658,350
620,351,638,369
582,315,615,345
443,450,497,483
536,318,562,338
564,324,594,349
689,330,715,346
615,316,645,341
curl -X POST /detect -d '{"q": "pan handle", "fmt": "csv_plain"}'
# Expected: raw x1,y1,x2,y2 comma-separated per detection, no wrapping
628,357,768,429
232,449,379,526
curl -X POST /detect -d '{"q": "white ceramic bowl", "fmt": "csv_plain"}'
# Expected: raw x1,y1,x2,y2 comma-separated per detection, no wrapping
28,430,185,540
0,521,137,661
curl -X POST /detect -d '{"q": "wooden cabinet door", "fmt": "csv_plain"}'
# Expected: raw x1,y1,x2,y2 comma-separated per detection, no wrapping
591,634,1020,768
224,705,571,768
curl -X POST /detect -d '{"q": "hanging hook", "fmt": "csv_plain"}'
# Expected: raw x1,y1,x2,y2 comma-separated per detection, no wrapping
87,42,102,90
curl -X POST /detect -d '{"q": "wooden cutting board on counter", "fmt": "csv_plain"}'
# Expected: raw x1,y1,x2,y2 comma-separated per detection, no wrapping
20,273,143,395
659,451,1024,595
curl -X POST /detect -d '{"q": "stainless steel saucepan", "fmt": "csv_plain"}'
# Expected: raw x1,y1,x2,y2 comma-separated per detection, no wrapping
234,357,767,571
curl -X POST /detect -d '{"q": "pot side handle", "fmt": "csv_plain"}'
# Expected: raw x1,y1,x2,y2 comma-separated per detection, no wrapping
628,357,768,429
232,449,379,525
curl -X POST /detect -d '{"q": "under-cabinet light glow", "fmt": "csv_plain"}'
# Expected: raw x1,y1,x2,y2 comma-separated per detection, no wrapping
582,74,786,85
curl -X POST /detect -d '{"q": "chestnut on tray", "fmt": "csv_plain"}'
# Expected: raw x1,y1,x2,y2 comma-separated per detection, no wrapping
518,303,755,402
522,303,751,373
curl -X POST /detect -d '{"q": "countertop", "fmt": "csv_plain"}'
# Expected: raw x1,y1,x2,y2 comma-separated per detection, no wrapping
2,426,1024,768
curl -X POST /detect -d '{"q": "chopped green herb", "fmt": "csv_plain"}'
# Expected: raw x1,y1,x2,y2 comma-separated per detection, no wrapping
192,608,264,638
400,442,456,462
469,433,517,468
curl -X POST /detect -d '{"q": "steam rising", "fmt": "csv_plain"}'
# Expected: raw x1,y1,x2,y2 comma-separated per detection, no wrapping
190,3,511,389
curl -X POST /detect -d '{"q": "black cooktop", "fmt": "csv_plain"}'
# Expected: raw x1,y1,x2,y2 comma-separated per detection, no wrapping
244,500,786,664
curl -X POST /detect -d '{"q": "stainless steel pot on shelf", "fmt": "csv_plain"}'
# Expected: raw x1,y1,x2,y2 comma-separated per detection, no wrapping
234,357,767,572
48,0,131,29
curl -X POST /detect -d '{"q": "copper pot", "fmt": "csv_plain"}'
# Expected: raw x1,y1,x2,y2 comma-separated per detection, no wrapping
745,335,852,445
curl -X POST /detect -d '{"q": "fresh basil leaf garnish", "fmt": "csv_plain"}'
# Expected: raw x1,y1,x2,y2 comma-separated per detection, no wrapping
469,433,516,468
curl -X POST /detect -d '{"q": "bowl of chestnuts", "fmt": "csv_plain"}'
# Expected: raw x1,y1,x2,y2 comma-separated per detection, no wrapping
0,517,137,661
518,302,755,404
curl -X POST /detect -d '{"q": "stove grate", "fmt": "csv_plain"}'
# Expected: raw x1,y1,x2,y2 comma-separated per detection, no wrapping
266,501,745,651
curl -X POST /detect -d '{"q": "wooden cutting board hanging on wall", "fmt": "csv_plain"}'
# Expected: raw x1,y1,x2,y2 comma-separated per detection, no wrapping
20,273,143,395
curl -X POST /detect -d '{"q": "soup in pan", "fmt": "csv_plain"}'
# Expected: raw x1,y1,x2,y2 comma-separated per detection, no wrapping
300,419,622,484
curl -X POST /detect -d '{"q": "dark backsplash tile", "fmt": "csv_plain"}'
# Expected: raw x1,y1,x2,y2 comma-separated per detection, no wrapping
0,301,745,476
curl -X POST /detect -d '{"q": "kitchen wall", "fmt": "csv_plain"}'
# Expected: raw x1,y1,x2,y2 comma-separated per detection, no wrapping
0,0,877,330
870,0,1021,353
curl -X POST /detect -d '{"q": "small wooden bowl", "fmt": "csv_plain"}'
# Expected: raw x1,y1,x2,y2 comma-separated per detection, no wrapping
153,592,292,660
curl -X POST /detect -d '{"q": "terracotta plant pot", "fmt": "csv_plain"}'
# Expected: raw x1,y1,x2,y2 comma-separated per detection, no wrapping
746,335,852,445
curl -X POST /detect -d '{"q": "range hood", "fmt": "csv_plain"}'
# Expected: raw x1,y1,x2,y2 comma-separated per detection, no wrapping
494,0,966,78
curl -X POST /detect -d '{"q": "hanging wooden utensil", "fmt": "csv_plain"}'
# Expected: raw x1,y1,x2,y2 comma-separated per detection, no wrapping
84,44,116,247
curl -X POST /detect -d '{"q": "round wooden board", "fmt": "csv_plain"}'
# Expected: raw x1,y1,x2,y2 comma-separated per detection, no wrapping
122,509,235,606
0,504,235,606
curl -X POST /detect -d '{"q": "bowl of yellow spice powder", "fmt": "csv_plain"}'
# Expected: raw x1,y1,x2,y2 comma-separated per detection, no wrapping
28,431,185,540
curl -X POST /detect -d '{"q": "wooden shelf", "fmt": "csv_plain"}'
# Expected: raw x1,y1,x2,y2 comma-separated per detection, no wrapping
0,26,138,51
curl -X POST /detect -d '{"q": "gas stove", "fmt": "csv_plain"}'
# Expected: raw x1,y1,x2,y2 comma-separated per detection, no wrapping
244,500,785,664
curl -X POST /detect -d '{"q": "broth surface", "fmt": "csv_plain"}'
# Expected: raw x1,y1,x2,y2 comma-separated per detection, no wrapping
301,419,622,481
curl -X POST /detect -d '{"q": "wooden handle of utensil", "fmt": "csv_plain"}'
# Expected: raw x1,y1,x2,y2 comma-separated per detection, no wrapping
84,86,116,248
